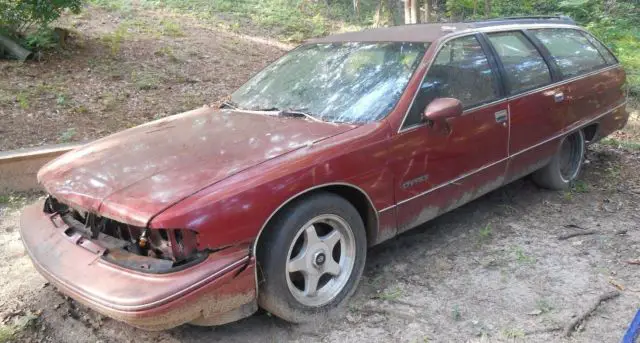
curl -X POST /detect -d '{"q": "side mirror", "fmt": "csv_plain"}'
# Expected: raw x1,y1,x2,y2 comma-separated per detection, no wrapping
423,98,463,122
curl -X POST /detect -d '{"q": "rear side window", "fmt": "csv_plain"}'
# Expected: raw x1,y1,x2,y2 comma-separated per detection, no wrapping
531,28,607,78
402,35,499,128
487,31,551,94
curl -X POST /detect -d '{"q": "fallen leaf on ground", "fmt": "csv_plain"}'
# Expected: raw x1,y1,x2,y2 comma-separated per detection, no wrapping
609,279,625,291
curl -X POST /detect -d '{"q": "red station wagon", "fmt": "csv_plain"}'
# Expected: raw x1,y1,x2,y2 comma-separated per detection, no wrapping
20,16,628,330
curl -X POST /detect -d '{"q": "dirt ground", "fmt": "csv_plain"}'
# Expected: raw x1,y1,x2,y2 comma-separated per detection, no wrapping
0,138,639,342
0,5,287,151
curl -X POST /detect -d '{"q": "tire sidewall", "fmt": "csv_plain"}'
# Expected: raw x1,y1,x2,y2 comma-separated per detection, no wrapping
554,130,585,187
257,193,367,321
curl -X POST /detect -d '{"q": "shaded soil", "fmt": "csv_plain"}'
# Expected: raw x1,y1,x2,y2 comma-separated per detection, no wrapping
0,5,286,151
1,142,640,343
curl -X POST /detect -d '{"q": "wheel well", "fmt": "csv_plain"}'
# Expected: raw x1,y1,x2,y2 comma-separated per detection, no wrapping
322,185,378,246
582,123,599,142
254,184,379,254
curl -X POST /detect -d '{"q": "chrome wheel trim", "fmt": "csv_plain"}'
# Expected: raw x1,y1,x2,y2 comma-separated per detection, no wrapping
559,133,584,183
285,214,356,307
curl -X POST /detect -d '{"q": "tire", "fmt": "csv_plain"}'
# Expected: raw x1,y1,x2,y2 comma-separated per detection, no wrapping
532,130,585,190
256,192,367,323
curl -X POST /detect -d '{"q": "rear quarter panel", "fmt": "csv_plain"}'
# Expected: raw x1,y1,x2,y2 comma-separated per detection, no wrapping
564,65,627,133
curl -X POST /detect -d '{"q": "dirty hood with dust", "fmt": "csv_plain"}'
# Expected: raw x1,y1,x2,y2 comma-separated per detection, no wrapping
38,107,355,226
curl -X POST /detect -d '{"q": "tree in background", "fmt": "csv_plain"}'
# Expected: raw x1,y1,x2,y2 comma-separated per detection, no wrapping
0,0,82,56
402,0,436,24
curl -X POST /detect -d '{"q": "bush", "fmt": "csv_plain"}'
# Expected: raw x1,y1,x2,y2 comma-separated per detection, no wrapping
0,0,82,35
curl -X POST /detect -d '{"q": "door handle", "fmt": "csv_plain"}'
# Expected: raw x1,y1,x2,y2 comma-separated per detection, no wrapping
494,109,508,125
554,92,565,103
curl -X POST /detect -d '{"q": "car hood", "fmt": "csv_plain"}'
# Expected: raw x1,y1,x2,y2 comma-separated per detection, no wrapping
39,107,356,226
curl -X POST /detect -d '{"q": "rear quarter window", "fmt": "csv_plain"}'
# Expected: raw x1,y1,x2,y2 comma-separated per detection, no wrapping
531,28,607,78
581,31,618,65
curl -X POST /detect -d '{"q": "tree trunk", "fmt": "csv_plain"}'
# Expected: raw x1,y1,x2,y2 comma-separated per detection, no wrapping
374,0,398,27
388,0,398,25
353,0,360,17
410,0,419,23
473,0,478,17
425,0,432,22
484,0,491,18
404,0,412,24
0,34,32,61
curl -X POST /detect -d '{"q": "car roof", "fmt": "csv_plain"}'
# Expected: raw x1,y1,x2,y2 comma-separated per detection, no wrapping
308,16,579,44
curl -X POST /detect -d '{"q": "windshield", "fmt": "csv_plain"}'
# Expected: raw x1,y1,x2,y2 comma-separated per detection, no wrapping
230,42,428,124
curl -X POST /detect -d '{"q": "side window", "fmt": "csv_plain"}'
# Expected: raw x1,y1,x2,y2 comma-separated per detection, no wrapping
531,28,607,78
487,31,551,94
581,31,618,65
403,35,499,128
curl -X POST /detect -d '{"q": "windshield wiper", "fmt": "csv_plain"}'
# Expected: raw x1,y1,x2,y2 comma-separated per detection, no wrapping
220,100,240,110
253,107,323,122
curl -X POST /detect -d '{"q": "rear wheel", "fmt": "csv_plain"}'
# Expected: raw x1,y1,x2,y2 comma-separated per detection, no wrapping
532,130,585,190
256,192,366,323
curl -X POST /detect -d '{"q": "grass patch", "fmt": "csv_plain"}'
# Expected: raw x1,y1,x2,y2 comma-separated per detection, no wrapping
513,246,536,264
58,128,77,142
131,71,161,90
0,312,39,342
501,327,525,339
600,138,640,151
16,93,29,109
102,24,131,56
0,325,17,343
451,305,462,321
154,46,180,63
478,223,492,241
90,0,133,13
119,0,371,42
0,194,30,209
160,19,185,37
375,287,403,301
536,298,554,314
571,179,589,193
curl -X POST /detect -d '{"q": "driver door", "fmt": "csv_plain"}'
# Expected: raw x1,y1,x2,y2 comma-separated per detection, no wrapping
388,34,509,232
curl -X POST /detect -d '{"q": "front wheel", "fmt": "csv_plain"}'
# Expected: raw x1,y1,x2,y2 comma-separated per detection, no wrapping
532,130,585,190
256,193,367,323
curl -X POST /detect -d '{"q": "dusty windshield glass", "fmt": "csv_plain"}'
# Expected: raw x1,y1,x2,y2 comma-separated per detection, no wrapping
231,42,427,124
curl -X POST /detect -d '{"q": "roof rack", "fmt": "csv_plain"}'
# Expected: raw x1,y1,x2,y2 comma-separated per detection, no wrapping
467,15,576,26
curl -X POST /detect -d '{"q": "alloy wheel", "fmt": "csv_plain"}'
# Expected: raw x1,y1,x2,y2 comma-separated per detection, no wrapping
285,214,356,307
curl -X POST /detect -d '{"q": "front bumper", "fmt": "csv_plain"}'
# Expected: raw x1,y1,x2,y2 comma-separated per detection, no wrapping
19,200,257,330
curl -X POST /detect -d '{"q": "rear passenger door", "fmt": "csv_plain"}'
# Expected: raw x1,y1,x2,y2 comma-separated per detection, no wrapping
485,30,561,181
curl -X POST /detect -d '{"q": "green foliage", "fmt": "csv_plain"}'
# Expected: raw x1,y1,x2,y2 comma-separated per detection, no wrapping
451,304,462,321
23,28,58,50
0,0,82,34
601,138,640,151
375,286,403,301
59,127,77,142
102,23,130,56
513,246,536,264
443,0,639,98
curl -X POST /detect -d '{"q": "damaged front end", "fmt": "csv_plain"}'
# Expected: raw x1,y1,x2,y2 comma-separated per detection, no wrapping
44,196,205,274
20,196,258,330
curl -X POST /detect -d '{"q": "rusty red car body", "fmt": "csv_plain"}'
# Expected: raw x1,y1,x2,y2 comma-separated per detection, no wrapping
20,17,628,330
